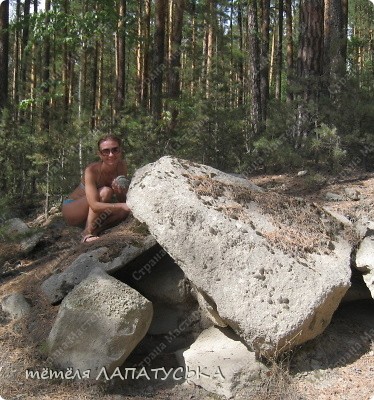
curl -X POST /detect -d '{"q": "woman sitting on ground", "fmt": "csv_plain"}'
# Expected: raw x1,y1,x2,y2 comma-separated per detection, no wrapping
62,135,131,242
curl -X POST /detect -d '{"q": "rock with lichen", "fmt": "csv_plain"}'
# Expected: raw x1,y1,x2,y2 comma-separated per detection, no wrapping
127,156,353,357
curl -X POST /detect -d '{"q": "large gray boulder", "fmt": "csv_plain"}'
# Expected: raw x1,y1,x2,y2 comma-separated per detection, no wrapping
41,235,156,304
355,236,374,298
127,156,352,356
47,268,153,375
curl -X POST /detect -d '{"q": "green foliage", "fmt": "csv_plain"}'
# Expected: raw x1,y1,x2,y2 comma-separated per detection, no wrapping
308,123,347,170
1,0,373,220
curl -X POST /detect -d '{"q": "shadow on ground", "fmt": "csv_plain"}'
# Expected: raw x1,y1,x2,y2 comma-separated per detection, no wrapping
290,299,374,374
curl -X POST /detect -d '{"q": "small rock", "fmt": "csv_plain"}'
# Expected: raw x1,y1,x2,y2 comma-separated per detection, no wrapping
177,326,267,399
1,218,43,254
344,187,361,201
1,293,31,319
355,236,374,299
20,232,43,253
355,217,374,239
297,170,308,177
2,218,29,237
325,192,344,202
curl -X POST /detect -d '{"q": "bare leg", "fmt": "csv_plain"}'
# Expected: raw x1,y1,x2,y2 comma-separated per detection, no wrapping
62,197,89,227
83,187,129,237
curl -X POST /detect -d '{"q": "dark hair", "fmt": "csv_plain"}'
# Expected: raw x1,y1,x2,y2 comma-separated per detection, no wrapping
97,135,122,150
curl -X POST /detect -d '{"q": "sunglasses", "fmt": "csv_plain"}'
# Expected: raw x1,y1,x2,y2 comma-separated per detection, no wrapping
100,147,120,156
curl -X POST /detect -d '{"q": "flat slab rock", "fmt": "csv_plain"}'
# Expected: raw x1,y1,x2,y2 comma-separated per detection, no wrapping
41,235,156,304
127,156,352,356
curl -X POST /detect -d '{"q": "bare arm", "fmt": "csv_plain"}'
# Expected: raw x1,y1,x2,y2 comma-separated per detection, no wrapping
84,166,109,213
111,160,129,202
85,164,129,213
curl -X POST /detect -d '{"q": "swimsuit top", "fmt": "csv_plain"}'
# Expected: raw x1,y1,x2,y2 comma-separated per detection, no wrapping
80,162,121,190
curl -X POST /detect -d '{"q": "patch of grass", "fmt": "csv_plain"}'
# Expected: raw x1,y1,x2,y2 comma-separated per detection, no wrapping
302,173,328,191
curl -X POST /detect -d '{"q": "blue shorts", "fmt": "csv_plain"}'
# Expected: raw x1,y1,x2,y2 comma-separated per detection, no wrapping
63,199,76,205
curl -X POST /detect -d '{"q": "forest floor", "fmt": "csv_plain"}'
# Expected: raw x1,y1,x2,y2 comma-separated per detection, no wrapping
0,168,373,400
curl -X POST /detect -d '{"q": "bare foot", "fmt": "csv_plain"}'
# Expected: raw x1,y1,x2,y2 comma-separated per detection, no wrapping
81,234,100,243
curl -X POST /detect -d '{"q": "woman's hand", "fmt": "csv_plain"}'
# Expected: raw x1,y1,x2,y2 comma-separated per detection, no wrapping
111,178,128,203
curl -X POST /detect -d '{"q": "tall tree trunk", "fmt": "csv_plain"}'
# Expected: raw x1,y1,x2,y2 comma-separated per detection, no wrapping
168,0,185,127
269,28,276,88
190,0,197,96
97,34,104,125
152,0,167,119
12,0,21,113
341,0,348,66
297,0,324,92
20,0,31,95
247,0,262,139
42,0,51,132
62,0,70,125
284,0,294,101
324,0,346,95
142,0,151,110
0,0,9,109
260,0,270,119
30,0,38,119
275,0,284,100
91,39,99,130
116,0,126,116
237,0,244,106
295,0,324,145
136,1,143,107
204,0,215,99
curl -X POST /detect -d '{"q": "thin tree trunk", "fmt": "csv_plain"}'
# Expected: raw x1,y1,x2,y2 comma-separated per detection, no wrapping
20,0,31,93
260,0,270,119
190,0,197,96
237,1,244,106
341,0,348,66
204,0,215,99
285,0,294,101
91,39,99,130
42,0,51,132
44,161,50,218
62,0,70,125
168,0,185,127
135,1,143,107
30,0,38,118
0,0,9,109
116,0,126,115
152,0,167,118
248,0,263,139
269,28,276,90
97,34,104,124
275,0,284,100
12,0,21,112
142,0,151,110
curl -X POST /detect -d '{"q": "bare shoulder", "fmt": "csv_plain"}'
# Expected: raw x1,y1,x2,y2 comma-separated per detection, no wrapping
117,159,128,175
85,162,101,175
